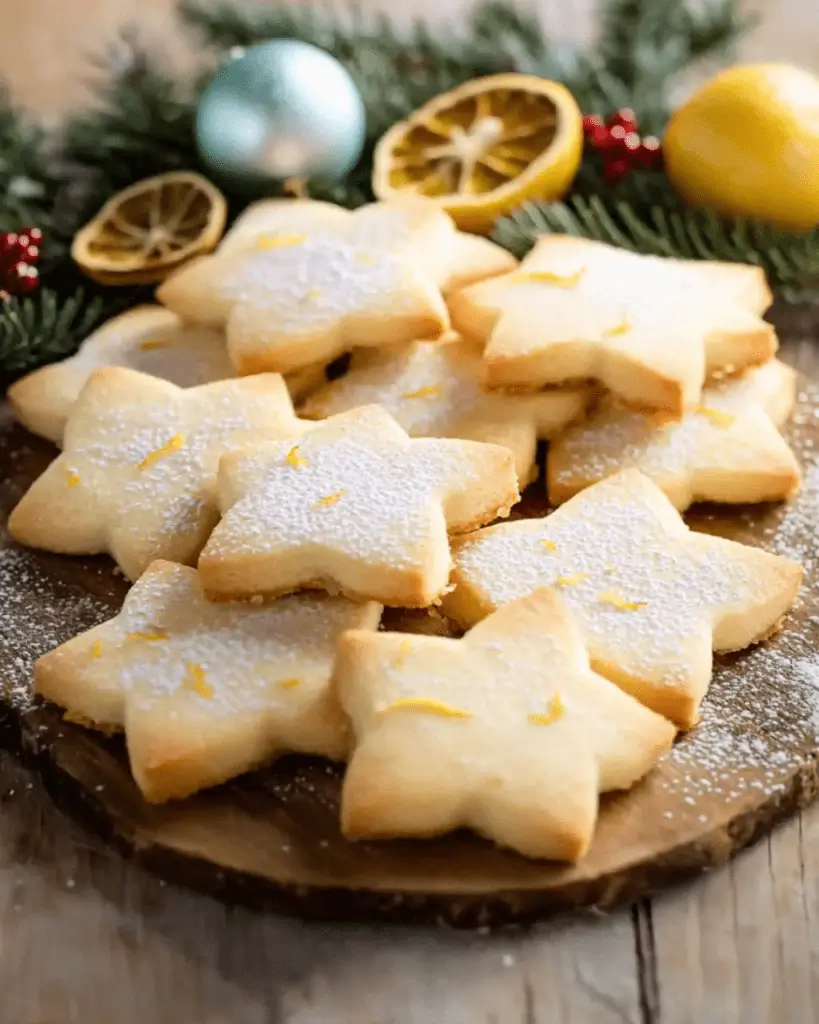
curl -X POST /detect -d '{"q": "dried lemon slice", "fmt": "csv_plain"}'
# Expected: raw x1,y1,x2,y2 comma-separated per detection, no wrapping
372,73,582,235
72,171,228,285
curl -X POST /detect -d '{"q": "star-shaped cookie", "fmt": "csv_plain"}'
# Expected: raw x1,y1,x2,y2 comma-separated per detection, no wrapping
157,199,515,375
7,306,233,445
448,236,777,413
336,587,676,861
198,404,519,606
446,469,802,727
35,561,381,802
548,358,801,509
9,368,308,580
300,334,595,485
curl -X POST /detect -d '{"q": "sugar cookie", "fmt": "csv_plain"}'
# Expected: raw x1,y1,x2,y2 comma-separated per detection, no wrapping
336,587,676,861
7,306,233,445
448,236,776,413
35,561,381,802
548,359,800,509
157,199,515,375
301,334,595,485
446,469,802,727
199,404,519,606
9,368,307,580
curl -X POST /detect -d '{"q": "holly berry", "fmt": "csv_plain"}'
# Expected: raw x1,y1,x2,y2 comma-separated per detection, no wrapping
0,226,42,299
584,108,663,184
609,108,638,133
582,114,605,136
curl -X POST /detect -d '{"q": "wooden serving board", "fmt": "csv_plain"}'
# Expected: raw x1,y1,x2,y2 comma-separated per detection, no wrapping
2,326,819,927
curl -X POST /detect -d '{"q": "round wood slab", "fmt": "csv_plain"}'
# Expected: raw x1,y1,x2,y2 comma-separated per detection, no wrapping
2,330,819,927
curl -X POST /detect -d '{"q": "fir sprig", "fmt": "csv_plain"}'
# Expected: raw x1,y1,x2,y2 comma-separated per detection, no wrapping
594,0,752,131
0,289,106,375
0,90,64,254
492,198,819,301
59,44,204,234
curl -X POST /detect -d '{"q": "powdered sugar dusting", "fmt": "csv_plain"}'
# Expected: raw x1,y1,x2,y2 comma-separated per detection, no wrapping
661,382,819,809
550,360,796,501
0,543,113,711
114,566,372,712
36,374,304,579
207,408,500,572
302,338,590,444
451,469,798,706
221,233,420,332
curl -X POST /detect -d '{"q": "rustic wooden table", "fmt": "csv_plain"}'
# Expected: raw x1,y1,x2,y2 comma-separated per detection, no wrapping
2,2,819,1022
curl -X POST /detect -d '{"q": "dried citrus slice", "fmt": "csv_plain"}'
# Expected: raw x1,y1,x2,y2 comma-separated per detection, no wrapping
373,74,583,235
72,171,228,285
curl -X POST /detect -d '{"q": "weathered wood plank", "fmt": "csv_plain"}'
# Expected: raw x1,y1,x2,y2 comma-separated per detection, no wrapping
651,815,819,1024
0,751,642,1023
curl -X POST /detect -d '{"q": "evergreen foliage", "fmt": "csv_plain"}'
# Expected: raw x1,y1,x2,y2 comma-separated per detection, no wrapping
0,0,815,377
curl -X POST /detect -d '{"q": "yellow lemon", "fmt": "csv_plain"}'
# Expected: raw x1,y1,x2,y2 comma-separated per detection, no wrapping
664,63,819,232
372,73,583,235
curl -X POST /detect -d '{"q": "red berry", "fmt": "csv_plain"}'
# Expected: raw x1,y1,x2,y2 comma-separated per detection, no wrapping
637,136,663,168
13,264,38,295
608,108,638,133
623,131,642,152
0,233,18,255
604,158,630,184
582,114,604,136
590,125,616,151
608,124,628,151
23,227,43,244
23,245,39,264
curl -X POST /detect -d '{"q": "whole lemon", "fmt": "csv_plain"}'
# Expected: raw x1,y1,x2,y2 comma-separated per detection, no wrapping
664,63,819,232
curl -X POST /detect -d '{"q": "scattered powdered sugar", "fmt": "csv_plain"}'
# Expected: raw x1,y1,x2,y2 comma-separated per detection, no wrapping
455,377,819,809
43,375,303,577
98,564,376,726
2,363,819,829
663,392,819,804
551,360,794,493
0,543,113,711
302,338,588,443
207,409,495,573
75,316,234,391
220,229,432,335
452,469,794,694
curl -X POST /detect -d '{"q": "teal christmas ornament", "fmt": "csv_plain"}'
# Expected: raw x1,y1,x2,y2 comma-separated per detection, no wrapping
196,40,366,191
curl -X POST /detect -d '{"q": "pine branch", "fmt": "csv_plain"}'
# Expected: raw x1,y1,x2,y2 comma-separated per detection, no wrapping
57,39,205,237
593,0,752,130
0,90,64,251
0,289,107,375
492,198,819,300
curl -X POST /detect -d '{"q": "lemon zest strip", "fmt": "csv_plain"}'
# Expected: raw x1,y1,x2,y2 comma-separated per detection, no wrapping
285,445,308,469
401,386,441,400
138,433,185,470
598,590,647,611
697,406,735,428
313,490,345,508
515,268,585,288
555,573,589,587
528,693,565,726
183,662,213,699
256,234,306,250
384,697,472,719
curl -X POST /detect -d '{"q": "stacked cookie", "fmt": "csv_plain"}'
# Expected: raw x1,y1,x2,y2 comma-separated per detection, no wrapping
7,198,803,863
